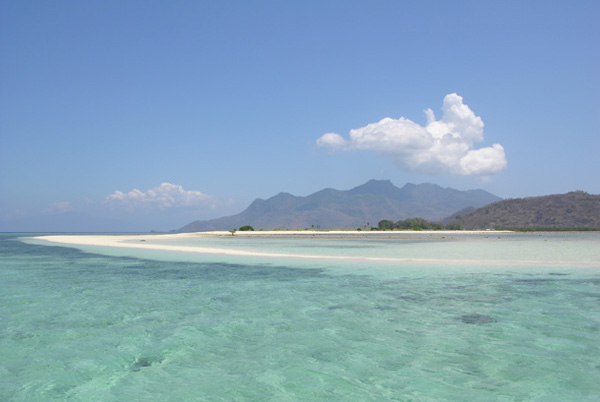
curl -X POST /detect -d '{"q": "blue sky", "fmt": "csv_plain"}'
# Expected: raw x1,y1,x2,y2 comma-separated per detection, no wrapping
1,1,598,232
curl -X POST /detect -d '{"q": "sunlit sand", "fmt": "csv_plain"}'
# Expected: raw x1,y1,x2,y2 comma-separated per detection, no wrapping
31,230,538,265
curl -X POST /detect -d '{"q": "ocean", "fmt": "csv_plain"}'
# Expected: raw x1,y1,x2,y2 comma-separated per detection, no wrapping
1,232,599,401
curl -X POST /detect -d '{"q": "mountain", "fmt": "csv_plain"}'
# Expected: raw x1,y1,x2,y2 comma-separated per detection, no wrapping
176,180,501,232
447,191,600,229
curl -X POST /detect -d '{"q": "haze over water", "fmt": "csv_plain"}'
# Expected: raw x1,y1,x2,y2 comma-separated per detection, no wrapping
2,232,600,401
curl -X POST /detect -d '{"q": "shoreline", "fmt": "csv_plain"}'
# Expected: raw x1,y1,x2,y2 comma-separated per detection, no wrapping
29,230,504,261
157,229,512,236
28,230,515,264
26,230,600,267
30,230,511,262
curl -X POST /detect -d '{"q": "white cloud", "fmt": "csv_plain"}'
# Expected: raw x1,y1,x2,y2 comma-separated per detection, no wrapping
105,183,214,210
316,93,507,176
316,132,347,148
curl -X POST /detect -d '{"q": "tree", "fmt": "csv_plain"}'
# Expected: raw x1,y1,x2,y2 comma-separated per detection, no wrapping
396,218,431,230
239,225,254,231
378,217,463,231
378,220,394,230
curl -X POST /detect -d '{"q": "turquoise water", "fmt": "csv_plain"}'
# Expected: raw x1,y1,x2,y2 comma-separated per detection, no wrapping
136,232,600,266
2,233,600,401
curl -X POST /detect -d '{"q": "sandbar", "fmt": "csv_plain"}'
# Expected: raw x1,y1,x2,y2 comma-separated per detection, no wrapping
30,230,515,264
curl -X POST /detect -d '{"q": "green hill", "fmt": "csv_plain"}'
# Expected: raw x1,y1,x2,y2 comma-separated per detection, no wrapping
448,191,600,230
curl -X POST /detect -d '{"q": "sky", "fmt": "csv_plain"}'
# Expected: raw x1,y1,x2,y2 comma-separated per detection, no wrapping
1,0,598,232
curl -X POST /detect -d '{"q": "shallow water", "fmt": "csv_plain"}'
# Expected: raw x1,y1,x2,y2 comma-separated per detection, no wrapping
2,233,600,401
137,232,600,266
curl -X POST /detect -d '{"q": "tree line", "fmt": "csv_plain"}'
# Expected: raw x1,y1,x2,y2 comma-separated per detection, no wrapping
377,218,462,231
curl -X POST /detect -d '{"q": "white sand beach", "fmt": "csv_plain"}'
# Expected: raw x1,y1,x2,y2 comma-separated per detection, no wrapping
32,230,512,264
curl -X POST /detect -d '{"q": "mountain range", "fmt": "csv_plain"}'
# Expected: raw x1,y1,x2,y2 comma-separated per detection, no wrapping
177,180,501,232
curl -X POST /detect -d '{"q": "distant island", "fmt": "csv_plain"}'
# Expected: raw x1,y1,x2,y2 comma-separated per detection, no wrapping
176,180,500,232
176,181,599,233
172,180,600,233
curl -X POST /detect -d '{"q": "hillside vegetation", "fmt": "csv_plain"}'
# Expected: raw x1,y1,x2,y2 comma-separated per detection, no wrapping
449,191,600,230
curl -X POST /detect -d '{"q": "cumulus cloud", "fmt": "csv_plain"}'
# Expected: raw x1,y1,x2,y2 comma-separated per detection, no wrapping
105,183,214,210
316,132,348,148
316,93,507,176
